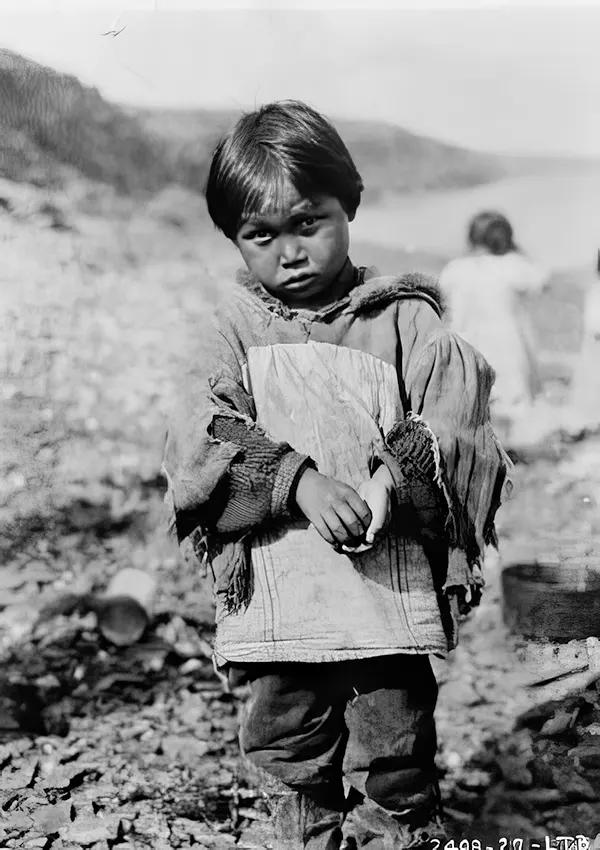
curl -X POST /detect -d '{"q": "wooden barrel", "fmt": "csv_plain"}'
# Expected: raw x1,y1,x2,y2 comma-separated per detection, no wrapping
502,559,600,641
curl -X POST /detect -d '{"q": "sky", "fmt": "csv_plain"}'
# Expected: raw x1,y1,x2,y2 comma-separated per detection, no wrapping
1,2,600,156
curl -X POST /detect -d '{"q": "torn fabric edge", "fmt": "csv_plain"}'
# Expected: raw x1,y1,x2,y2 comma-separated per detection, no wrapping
162,396,259,607
380,411,512,608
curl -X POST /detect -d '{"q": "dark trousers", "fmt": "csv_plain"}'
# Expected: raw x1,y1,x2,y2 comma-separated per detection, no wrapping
228,654,439,820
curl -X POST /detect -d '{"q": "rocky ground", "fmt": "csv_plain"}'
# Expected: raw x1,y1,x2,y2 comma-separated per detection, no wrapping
1,179,600,849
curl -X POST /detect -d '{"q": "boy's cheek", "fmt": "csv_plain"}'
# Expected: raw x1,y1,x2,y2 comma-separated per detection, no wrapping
236,242,260,272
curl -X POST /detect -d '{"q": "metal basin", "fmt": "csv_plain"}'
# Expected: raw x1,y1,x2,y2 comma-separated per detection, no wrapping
502,560,600,641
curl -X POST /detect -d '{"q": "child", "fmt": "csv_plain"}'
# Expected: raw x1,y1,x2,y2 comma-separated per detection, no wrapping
162,101,512,850
438,211,549,447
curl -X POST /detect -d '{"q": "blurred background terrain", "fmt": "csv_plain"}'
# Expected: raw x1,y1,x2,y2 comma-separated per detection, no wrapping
2,7,600,845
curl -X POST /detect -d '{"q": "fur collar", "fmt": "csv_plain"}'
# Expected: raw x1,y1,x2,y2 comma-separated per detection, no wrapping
349,269,445,317
236,262,445,321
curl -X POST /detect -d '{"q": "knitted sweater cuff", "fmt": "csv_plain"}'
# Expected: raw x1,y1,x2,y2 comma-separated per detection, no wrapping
271,452,314,519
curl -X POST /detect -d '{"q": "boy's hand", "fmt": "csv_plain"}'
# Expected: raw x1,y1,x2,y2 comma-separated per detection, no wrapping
294,468,372,549
357,464,394,545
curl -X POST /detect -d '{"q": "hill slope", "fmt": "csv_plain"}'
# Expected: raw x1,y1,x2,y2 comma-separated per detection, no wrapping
1,48,590,202
0,50,171,192
134,106,508,201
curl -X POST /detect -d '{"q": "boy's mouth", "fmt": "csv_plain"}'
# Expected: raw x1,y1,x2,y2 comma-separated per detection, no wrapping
285,273,316,287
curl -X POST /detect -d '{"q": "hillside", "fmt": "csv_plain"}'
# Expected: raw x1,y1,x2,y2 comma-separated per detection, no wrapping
134,106,508,202
0,48,510,200
0,49,172,192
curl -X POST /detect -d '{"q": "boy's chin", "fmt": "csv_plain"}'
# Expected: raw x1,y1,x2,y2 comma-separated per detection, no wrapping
278,278,331,305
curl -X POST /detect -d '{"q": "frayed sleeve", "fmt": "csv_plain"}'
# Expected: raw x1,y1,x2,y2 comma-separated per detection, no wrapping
402,318,513,580
162,311,313,544
378,298,512,607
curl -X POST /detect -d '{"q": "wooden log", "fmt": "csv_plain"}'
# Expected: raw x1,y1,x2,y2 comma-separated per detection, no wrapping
518,638,594,686
519,638,600,703
92,568,157,647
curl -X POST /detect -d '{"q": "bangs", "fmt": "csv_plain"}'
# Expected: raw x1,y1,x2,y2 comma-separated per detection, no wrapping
236,148,317,226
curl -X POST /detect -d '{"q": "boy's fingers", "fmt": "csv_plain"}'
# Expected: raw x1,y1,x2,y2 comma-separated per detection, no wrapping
310,518,336,547
365,518,385,544
323,508,355,545
364,491,392,543
365,517,382,545
370,501,388,531
344,490,372,530
335,503,369,541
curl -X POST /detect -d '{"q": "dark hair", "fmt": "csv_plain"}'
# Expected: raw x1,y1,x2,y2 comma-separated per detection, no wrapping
468,211,517,256
204,100,364,240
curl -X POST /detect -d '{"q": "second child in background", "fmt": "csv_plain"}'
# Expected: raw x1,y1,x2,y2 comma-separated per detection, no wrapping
438,211,550,445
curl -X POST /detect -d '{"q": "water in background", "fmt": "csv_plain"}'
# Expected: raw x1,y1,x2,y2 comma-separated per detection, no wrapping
353,165,600,272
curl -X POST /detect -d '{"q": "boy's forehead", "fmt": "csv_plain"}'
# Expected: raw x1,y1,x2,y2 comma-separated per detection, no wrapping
242,185,323,224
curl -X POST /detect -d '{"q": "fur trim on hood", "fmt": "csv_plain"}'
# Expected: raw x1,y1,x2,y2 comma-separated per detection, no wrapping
349,269,445,317
235,262,446,321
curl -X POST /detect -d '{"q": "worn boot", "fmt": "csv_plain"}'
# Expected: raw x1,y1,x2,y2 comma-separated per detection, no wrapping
240,757,344,850
344,796,448,850
270,789,344,850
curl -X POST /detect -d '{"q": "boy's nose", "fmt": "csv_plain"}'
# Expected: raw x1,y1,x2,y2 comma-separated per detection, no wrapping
279,237,306,266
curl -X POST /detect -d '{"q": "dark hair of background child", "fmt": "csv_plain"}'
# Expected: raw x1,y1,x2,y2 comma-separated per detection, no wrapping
468,210,518,256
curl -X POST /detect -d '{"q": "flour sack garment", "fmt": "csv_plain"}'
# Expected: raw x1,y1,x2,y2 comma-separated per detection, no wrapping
220,341,448,663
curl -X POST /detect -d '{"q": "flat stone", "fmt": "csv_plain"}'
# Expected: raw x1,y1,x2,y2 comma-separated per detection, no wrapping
569,744,600,769
457,769,493,790
31,801,72,833
161,735,209,764
59,814,119,845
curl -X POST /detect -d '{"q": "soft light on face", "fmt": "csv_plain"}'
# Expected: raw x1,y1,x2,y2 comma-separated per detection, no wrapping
235,182,353,309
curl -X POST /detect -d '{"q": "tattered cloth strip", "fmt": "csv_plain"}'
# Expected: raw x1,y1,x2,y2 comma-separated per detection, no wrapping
382,413,453,543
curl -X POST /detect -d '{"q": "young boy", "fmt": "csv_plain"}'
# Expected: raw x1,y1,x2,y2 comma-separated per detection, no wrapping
162,101,511,850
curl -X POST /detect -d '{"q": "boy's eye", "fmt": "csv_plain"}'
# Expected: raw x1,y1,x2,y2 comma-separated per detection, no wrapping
252,230,273,243
300,215,319,230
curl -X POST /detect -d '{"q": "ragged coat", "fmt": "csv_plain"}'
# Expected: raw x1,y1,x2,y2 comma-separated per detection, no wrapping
162,260,512,666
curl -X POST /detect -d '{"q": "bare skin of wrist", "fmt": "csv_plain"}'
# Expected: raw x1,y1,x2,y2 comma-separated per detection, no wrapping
371,463,395,490
356,463,395,546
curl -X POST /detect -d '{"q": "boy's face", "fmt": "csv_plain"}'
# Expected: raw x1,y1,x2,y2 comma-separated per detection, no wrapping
235,183,353,308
